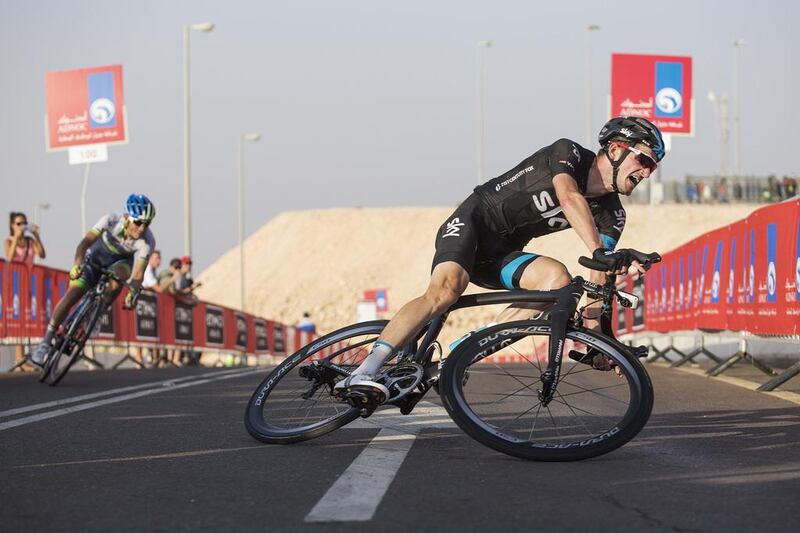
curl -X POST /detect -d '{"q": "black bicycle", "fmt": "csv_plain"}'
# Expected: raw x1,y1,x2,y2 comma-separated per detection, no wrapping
38,266,138,386
245,250,659,461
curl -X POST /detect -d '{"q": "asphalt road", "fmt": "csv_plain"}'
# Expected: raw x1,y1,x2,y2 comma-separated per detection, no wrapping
1,363,799,533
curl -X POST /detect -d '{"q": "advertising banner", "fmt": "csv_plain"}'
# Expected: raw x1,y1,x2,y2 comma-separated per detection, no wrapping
272,323,285,354
134,291,159,340
644,199,800,335
611,53,693,135
254,319,269,353
97,304,115,338
205,305,225,346
235,312,248,350
45,65,127,150
174,299,195,343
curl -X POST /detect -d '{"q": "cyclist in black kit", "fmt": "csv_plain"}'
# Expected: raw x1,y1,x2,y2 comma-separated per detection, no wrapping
335,116,666,403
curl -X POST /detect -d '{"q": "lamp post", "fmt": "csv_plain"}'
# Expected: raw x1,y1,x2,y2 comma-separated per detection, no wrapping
183,21,215,258
732,39,745,177
238,133,261,312
476,40,492,186
585,24,600,148
707,91,730,177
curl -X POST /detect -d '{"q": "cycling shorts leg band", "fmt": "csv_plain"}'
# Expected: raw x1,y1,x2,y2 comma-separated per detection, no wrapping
500,253,539,289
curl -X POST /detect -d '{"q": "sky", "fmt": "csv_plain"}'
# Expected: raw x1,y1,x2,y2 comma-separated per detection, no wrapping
1,0,798,272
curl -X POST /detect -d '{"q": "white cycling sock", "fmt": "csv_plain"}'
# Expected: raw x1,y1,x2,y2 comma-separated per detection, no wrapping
354,340,395,376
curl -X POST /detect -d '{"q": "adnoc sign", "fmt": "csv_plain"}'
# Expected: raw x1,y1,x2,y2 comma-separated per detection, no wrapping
610,54,693,136
45,65,128,150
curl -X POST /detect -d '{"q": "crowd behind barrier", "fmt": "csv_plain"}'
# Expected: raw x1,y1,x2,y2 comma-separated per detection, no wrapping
0,260,346,369
626,175,799,205
613,197,800,390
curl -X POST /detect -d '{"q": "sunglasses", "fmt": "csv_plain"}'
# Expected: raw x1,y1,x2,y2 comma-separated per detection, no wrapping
618,143,658,172
132,219,150,227
13,221,26,226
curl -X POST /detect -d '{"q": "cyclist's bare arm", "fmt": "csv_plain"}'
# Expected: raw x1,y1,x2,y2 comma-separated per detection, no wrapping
73,231,99,266
553,173,604,254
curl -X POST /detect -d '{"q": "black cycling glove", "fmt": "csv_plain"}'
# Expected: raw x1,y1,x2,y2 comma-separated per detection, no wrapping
592,248,633,272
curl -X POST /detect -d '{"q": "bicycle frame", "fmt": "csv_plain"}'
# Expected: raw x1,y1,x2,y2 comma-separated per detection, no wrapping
408,276,590,405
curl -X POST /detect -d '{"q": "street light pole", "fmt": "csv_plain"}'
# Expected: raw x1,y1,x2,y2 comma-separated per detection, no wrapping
476,40,492,186
238,133,261,312
585,24,600,148
183,22,214,258
732,39,745,177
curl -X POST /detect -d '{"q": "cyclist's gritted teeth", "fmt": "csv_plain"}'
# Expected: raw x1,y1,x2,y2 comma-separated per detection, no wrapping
628,174,642,187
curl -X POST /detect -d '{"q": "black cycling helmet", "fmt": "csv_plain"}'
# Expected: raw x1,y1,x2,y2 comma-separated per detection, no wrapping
598,116,665,162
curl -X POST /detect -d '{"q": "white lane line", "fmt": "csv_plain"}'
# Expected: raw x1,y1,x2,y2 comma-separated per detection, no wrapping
305,402,456,523
0,368,260,432
0,367,251,419
305,428,417,523
13,445,266,469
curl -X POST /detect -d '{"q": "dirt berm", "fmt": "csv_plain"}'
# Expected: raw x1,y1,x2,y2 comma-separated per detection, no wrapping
196,203,757,347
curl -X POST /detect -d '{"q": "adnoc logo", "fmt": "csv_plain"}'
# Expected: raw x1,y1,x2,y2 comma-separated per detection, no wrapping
767,261,776,297
711,270,720,301
656,88,682,114
796,256,800,297
90,97,115,125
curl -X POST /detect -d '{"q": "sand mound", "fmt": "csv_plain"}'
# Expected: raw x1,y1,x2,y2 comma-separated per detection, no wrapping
196,203,757,346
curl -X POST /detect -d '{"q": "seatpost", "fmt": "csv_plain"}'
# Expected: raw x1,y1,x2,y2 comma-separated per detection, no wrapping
539,278,585,405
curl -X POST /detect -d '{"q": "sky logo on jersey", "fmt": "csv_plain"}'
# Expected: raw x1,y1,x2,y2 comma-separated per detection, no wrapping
767,224,777,302
728,237,736,305
654,62,684,118
88,71,117,128
749,230,755,303
711,240,723,304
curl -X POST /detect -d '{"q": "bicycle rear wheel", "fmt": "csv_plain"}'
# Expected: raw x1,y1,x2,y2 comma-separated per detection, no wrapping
439,320,653,461
245,320,391,444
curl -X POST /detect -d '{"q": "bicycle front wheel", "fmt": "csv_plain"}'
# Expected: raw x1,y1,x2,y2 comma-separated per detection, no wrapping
46,299,100,386
439,320,653,461
245,320,390,444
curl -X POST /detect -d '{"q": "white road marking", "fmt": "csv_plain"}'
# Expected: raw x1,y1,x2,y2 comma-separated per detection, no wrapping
0,368,259,432
305,428,417,523
305,402,455,523
0,367,250,419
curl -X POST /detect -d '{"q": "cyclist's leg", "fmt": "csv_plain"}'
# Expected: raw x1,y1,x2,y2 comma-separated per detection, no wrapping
102,259,133,303
497,252,572,322
335,198,478,396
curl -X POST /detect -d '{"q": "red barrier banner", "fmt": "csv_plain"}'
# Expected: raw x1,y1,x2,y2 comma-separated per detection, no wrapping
644,199,800,336
0,260,5,338
0,259,293,356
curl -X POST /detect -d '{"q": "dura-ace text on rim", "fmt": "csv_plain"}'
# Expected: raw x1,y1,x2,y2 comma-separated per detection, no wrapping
439,320,653,461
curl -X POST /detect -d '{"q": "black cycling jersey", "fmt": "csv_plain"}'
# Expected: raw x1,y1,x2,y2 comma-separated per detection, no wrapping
473,138,626,248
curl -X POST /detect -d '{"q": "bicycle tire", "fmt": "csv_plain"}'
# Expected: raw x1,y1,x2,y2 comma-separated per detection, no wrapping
245,320,390,444
439,320,653,461
46,299,101,386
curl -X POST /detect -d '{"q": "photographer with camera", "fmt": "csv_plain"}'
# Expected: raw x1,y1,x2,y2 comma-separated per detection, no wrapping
5,211,46,267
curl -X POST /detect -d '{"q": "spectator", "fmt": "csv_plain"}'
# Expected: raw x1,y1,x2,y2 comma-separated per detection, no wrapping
296,312,317,334
158,257,183,294
4,212,45,267
142,249,161,291
178,256,201,292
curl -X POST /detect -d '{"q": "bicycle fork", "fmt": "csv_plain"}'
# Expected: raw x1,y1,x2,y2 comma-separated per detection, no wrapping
538,280,584,406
